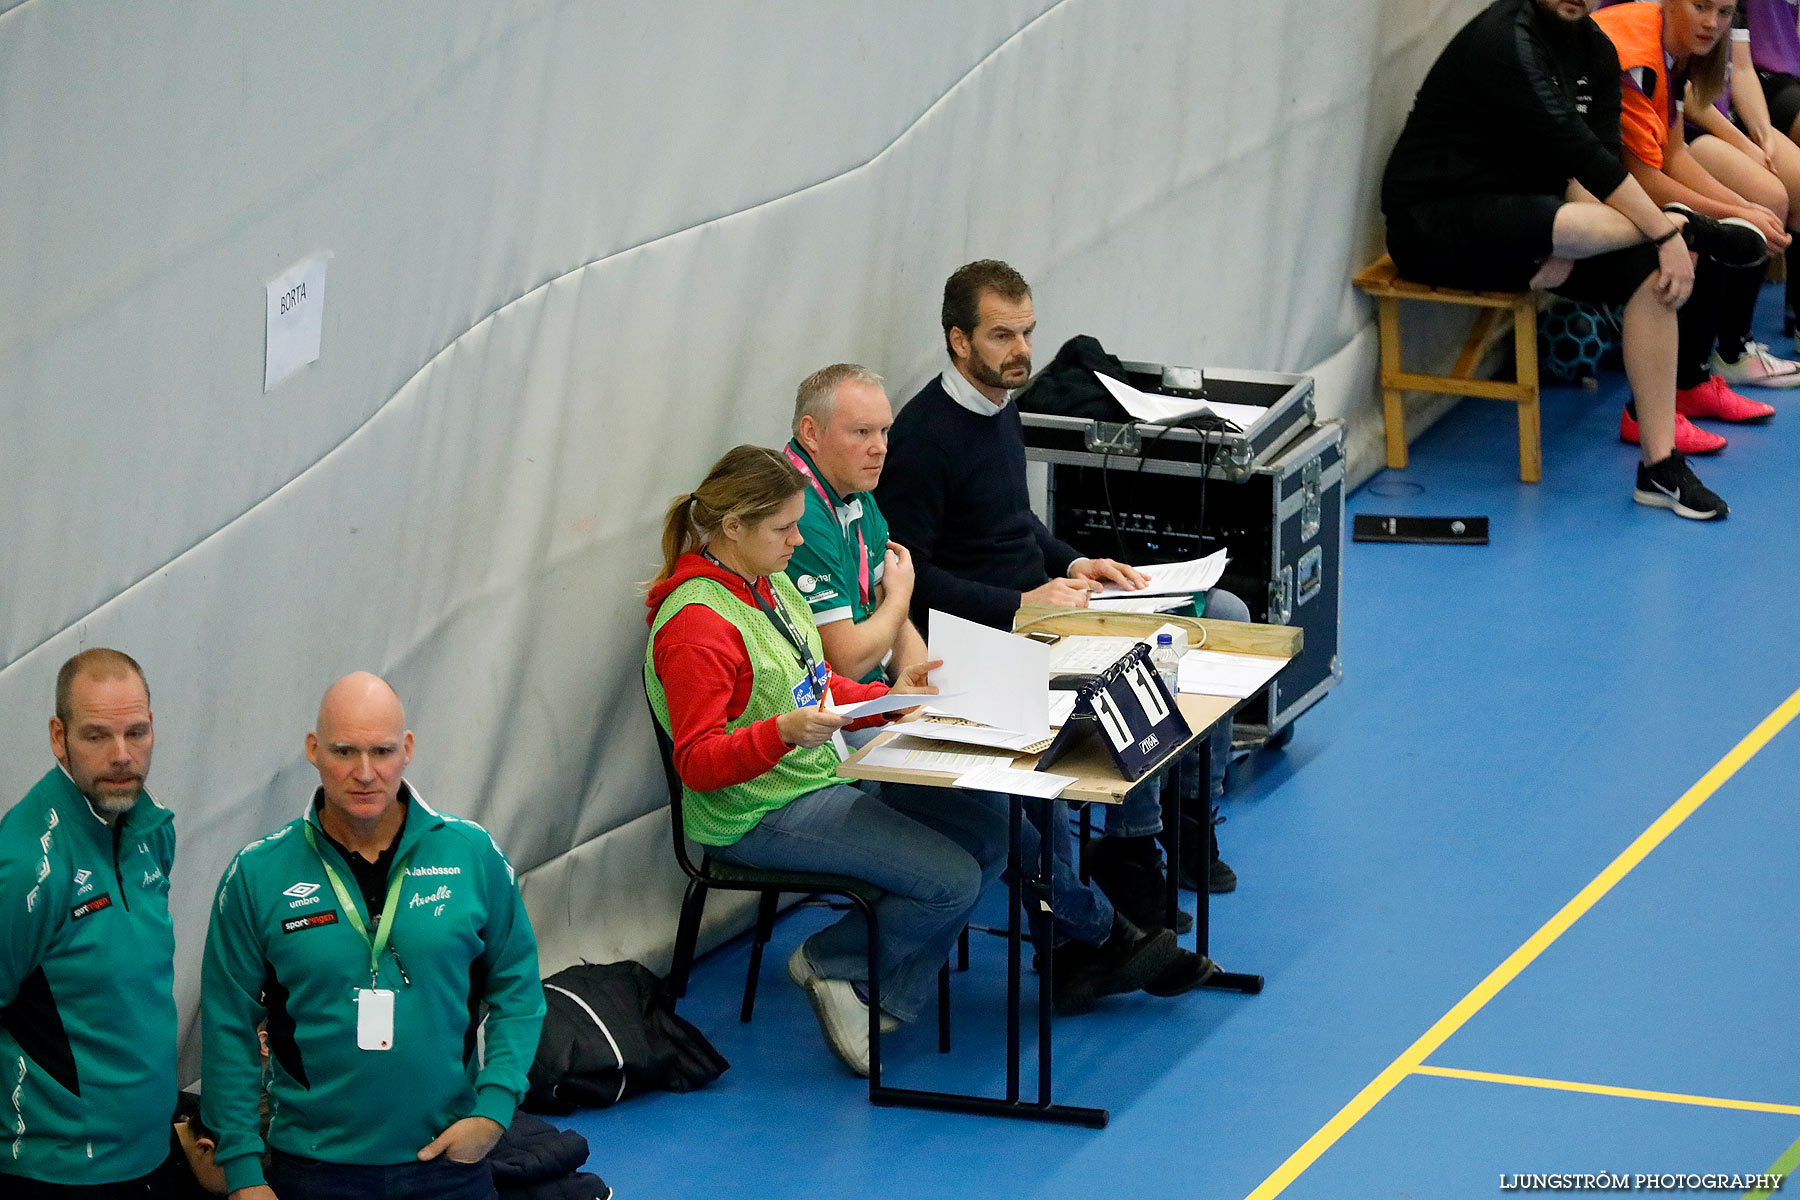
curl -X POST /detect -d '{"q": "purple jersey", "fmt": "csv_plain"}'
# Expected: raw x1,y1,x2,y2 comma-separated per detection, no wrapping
1744,0,1800,78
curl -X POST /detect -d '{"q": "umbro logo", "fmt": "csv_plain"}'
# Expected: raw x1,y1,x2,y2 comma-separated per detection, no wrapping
283,882,321,899
73,869,91,885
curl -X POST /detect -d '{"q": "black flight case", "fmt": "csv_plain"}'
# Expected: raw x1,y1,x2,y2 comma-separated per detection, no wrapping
1020,364,1344,745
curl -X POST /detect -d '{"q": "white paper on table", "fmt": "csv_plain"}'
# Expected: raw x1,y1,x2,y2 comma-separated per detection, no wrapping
265,254,330,391
903,719,1041,752
953,763,1077,799
1047,690,1077,727
1046,635,1139,675
1099,549,1230,597
1088,594,1189,613
826,690,963,720
1092,371,1268,429
1177,649,1286,698
861,739,1013,774
928,610,1050,742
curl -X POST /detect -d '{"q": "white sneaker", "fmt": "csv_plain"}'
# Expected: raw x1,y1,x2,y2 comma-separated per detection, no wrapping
804,977,872,1077
788,944,897,1032
1711,342,1800,388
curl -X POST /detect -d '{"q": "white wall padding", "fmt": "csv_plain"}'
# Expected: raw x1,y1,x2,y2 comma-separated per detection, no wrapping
0,0,1491,1065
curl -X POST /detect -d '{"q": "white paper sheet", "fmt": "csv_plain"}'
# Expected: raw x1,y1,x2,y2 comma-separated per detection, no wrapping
1100,549,1230,597
860,739,1012,774
953,763,1076,799
1088,594,1189,613
1047,690,1077,727
1092,371,1268,429
265,254,329,391
825,690,962,720
1177,649,1286,698
928,609,1050,741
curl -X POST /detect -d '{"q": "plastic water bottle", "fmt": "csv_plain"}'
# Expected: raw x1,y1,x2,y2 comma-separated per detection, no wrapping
1151,632,1182,698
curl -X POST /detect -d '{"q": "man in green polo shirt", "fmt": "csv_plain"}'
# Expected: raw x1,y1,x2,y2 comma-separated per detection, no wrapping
782,363,926,685
0,648,177,1198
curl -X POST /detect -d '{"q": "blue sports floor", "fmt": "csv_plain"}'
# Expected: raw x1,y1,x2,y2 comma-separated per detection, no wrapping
564,289,1800,1198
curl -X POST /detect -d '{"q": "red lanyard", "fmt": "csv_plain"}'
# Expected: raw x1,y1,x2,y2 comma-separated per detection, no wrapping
784,445,871,607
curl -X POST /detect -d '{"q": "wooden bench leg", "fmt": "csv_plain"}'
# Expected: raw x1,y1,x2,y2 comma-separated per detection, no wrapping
1451,309,1500,379
1376,297,1408,470
1512,298,1542,483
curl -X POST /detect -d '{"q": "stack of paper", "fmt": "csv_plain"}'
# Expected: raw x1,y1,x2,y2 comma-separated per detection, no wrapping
1177,649,1285,699
904,719,1042,753
1098,549,1230,598
1092,371,1269,429
861,739,1013,773
1046,636,1139,675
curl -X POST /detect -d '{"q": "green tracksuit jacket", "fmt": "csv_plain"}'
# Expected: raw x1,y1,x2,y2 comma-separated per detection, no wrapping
0,766,176,1185
201,784,544,1191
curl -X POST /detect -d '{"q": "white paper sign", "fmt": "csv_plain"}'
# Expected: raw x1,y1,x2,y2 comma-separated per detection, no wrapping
927,610,1051,742
265,255,329,391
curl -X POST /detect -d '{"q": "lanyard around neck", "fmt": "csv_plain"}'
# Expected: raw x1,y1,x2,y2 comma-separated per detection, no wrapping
783,445,871,607
303,821,409,984
701,549,818,676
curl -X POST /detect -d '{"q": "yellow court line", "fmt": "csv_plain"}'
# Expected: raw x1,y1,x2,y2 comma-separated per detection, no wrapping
1413,1064,1800,1118
1244,685,1800,1200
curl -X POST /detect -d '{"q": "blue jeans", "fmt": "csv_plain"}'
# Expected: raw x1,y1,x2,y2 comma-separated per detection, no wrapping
268,1151,495,1200
1102,585,1249,836
713,782,1003,1022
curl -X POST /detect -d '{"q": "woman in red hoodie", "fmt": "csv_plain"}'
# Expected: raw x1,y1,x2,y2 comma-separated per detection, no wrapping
644,445,1005,1077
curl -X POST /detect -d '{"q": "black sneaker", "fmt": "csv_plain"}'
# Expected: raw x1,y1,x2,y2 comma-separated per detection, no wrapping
1142,949,1220,997
1084,836,1194,934
1050,915,1179,1016
1664,203,1768,268
1178,810,1239,893
1634,451,1728,520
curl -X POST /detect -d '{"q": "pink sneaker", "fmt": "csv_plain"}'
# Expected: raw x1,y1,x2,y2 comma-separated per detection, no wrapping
1619,405,1727,455
1676,375,1776,423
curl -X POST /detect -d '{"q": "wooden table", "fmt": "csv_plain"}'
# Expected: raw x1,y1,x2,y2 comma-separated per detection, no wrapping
838,606,1300,1127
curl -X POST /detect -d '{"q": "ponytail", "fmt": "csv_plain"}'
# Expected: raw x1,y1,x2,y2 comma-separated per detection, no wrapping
646,447,805,589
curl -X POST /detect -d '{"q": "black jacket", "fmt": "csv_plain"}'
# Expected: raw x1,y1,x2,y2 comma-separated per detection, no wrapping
1382,0,1630,212
526,961,728,1112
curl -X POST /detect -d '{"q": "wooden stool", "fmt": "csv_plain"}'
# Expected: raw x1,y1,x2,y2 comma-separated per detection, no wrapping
1353,254,1543,483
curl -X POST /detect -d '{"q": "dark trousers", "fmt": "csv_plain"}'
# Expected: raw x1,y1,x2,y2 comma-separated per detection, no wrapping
268,1150,496,1200
2,1158,171,1199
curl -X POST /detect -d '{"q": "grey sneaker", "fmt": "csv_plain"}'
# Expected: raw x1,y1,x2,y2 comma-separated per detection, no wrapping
788,944,897,1032
804,977,872,1077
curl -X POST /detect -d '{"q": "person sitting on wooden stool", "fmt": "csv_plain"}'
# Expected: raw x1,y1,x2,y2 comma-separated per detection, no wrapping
1381,0,1731,520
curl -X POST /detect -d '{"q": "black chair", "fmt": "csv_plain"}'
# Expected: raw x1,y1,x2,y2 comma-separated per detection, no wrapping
643,683,952,1091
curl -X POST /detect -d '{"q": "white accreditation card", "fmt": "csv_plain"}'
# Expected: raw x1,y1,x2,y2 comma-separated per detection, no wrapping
356,988,395,1050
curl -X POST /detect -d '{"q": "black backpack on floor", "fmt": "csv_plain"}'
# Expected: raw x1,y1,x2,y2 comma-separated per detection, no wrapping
524,960,729,1113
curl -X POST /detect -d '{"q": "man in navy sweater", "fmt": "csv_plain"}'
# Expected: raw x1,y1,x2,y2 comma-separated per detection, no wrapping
877,260,1144,629
878,261,1243,996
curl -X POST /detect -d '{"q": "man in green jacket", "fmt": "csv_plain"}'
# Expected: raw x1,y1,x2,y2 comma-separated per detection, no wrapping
201,672,544,1200
0,648,176,1198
